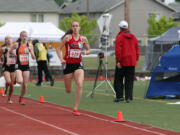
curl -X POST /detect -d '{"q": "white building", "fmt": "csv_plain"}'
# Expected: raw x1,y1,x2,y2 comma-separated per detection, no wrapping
0,0,60,27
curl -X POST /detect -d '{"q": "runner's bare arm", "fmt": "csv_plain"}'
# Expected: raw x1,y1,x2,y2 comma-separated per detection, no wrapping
56,35,69,65
82,36,91,55
29,44,36,59
9,42,18,54
6,49,10,66
0,47,3,57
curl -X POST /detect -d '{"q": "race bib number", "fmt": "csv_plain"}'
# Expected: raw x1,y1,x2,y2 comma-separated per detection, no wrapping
9,57,16,64
70,49,81,58
19,54,29,62
9,54,16,64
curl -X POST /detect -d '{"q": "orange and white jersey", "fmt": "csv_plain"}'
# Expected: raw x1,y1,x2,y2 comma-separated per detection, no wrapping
17,44,29,65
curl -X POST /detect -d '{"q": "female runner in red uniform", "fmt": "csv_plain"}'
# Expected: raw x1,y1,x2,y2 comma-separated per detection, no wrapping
11,31,35,105
56,20,91,115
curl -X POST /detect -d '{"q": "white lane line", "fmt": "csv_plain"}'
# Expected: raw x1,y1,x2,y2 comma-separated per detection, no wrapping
85,114,166,135
0,107,79,135
31,101,166,135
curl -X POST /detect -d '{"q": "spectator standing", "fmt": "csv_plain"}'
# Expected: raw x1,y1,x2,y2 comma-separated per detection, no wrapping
32,40,54,86
114,20,139,103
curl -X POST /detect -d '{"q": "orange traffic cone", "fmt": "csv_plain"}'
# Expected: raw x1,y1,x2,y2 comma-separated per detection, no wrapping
99,76,104,81
40,96,44,103
0,88,4,95
115,112,125,122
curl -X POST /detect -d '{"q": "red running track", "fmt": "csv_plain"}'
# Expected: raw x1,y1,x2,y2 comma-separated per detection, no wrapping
0,95,180,135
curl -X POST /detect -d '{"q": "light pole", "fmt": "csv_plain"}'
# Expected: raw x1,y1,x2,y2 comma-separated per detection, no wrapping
87,0,90,18
124,0,129,28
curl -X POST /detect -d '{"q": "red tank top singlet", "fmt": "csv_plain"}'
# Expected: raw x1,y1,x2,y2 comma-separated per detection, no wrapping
64,34,84,63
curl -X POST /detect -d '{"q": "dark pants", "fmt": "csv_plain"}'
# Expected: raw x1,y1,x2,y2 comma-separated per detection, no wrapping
37,60,53,83
114,66,135,100
44,71,49,82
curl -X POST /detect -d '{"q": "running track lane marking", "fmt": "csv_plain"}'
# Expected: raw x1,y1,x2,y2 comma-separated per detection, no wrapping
31,101,167,135
0,107,79,135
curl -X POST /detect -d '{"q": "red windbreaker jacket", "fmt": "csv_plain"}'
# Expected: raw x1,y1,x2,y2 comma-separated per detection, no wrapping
115,30,139,66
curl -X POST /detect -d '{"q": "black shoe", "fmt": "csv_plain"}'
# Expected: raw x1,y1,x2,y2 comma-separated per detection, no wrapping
50,79,54,86
36,82,42,86
126,99,131,103
114,98,124,102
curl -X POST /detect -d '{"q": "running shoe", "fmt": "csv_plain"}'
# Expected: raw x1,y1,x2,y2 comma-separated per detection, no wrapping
19,97,26,105
8,100,13,104
36,82,42,86
72,110,80,116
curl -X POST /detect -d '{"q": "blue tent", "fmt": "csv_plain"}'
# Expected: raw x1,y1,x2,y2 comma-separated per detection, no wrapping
146,45,180,98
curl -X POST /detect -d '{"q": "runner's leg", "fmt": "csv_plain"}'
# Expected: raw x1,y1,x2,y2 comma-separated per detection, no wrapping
64,73,73,93
20,71,30,98
8,72,15,102
3,71,11,96
73,69,84,111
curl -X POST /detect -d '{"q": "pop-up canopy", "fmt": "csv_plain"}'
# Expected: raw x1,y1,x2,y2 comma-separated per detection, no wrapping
0,22,65,66
0,22,65,47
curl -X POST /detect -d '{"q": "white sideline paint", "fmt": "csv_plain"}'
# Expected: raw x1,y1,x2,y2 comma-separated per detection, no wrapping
32,101,167,135
0,107,79,135
167,102,180,105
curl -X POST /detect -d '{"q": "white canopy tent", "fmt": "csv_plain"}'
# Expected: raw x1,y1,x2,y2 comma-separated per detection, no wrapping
0,22,65,66
0,22,65,42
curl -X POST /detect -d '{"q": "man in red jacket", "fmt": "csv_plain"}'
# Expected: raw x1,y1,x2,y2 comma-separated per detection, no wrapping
114,20,139,103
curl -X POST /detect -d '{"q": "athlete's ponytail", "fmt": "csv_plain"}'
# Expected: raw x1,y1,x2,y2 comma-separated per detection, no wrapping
61,29,73,40
16,38,21,43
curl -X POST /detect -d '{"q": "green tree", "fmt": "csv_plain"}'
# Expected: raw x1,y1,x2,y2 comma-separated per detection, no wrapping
0,23,4,27
59,12,98,45
55,0,66,6
55,0,78,6
147,14,178,38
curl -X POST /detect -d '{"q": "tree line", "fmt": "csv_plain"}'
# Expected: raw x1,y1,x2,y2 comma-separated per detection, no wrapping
55,0,77,6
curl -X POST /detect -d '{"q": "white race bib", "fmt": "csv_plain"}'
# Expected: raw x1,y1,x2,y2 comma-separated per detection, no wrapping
19,54,29,62
70,49,81,58
9,54,16,64
9,57,16,64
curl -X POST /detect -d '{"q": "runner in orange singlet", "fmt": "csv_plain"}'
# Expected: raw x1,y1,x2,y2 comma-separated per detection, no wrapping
11,31,35,105
56,21,91,116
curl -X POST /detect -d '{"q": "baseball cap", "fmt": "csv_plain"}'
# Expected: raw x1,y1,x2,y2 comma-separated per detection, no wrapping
32,39,39,46
119,20,128,29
